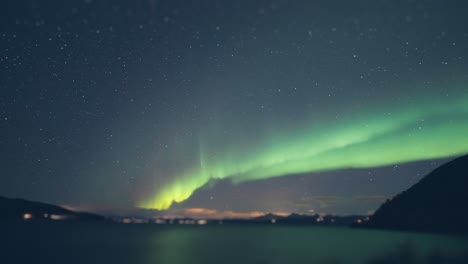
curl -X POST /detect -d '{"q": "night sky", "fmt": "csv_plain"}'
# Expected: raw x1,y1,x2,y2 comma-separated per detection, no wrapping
1,0,468,217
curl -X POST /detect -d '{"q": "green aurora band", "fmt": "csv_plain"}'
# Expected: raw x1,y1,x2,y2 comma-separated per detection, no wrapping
141,89,468,210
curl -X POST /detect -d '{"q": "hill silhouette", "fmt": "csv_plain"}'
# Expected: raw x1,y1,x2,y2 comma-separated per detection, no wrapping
0,196,105,222
363,154,468,234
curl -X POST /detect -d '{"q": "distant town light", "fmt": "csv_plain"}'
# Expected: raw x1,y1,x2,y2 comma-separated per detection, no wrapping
155,219,167,224
197,219,207,225
50,214,70,220
23,213,33,220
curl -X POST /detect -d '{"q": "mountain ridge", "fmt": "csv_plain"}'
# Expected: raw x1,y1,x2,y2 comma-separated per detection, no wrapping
363,154,468,234
0,195,106,221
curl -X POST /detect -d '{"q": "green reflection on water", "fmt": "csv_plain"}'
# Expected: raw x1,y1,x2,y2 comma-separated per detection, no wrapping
145,225,468,264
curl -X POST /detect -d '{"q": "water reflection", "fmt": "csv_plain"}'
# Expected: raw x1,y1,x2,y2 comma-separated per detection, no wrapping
2,223,467,264
143,225,468,264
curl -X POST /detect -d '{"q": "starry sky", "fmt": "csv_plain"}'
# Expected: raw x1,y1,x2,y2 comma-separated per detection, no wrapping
1,0,468,217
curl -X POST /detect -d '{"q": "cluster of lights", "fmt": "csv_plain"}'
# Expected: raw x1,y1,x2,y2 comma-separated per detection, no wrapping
119,218,208,225
355,217,371,224
22,212,71,221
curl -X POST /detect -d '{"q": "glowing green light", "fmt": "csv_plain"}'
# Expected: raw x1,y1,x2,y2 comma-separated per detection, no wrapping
140,88,468,210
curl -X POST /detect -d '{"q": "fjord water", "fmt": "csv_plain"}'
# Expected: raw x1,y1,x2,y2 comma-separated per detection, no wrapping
3,223,468,264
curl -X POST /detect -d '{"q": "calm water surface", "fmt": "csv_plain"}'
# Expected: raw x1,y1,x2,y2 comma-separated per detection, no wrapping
2,223,468,264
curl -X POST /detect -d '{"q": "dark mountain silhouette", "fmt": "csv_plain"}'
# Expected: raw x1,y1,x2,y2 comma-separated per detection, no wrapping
286,213,303,219
254,213,285,221
0,196,106,222
363,154,468,234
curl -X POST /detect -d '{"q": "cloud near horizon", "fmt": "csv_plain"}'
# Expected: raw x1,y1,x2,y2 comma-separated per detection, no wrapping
62,203,290,219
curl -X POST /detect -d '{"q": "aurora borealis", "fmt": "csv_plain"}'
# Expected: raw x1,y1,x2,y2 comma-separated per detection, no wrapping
142,90,468,209
2,0,468,216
